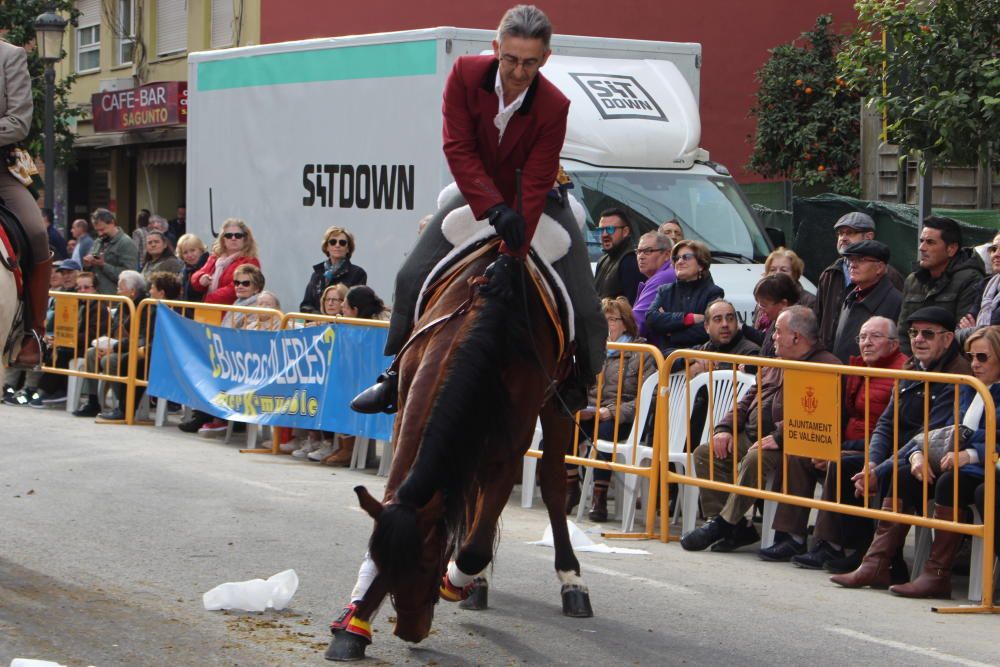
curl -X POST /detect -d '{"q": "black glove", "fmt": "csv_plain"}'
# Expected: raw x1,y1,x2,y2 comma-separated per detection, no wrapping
479,254,519,301
487,204,526,251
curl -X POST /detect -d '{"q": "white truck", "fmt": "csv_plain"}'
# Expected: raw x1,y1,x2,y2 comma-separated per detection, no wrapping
187,28,797,317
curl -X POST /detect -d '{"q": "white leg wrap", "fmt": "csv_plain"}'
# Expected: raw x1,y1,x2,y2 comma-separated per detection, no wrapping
350,551,378,602
557,569,585,587
446,561,476,587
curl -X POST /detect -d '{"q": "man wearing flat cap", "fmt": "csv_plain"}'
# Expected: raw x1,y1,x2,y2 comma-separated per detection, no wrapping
816,212,903,352
831,240,902,362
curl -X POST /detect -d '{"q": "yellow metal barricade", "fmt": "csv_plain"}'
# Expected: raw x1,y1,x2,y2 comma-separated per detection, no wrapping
525,342,668,540
42,290,137,418
663,349,997,614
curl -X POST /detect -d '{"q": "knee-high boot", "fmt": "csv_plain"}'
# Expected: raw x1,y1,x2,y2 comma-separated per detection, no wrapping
12,255,53,368
889,505,964,599
830,498,911,589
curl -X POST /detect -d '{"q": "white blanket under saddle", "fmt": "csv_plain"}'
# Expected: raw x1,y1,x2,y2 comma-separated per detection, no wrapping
415,184,586,341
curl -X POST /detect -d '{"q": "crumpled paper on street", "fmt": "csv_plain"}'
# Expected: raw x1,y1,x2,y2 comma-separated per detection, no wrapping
11,660,91,667
527,519,650,555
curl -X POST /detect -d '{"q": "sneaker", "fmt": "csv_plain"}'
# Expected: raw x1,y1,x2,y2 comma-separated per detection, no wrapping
279,437,302,454
308,441,336,461
792,541,845,570
758,538,807,562
72,402,101,418
198,419,228,436
96,408,126,422
292,438,321,459
179,415,211,433
28,392,45,408
5,389,30,406
41,390,67,404
680,515,733,552
711,519,761,553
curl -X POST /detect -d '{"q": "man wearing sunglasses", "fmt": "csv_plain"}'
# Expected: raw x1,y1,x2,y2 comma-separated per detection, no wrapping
594,208,643,305
353,5,606,414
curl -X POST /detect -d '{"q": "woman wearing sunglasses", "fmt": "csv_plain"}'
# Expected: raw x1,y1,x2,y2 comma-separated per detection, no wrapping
190,218,261,305
645,239,724,353
299,226,368,313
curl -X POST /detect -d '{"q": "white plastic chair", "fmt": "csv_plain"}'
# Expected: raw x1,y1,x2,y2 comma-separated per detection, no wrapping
578,372,662,531
65,357,87,413
676,370,756,536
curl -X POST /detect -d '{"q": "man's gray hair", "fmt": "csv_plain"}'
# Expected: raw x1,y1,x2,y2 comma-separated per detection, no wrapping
92,208,116,225
782,305,818,342
640,231,673,252
863,315,898,340
118,269,146,293
497,5,553,48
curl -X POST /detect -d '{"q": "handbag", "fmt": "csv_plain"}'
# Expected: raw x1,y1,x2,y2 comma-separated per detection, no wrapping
904,424,973,475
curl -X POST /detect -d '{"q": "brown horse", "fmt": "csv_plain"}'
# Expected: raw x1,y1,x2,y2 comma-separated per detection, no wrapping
325,238,593,661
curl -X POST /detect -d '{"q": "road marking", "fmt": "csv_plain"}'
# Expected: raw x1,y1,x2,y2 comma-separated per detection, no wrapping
528,552,693,595
830,627,995,667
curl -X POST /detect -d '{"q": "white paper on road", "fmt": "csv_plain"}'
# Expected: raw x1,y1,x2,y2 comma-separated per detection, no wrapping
11,660,72,667
527,520,650,555
202,568,299,612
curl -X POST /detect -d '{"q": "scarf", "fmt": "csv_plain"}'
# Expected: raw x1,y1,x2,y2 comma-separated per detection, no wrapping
976,274,1000,327
607,333,634,357
209,253,240,293
324,259,346,283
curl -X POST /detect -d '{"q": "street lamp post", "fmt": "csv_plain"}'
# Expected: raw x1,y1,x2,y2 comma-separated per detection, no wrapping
34,8,68,223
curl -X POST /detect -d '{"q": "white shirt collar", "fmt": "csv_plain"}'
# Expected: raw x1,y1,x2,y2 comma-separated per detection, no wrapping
493,68,528,142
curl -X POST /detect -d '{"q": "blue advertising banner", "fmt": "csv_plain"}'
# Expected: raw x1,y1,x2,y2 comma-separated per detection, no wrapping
147,307,394,440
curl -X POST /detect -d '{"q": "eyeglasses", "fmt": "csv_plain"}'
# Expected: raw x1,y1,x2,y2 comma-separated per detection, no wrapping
845,257,881,266
674,252,697,263
856,333,895,343
499,53,541,72
233,279,253,287
598,225,626,235
907,327,948,340
223,232,246,240
971,352,993,363
636,247,665,255
324,296,343,302
328,238,349,247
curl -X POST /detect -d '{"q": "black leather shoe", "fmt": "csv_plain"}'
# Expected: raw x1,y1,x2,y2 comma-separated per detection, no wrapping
758,538,807,562
681,515,733,552
711,519,760,552
792,541,845,569
96,408,126,422
350,371,399,414
823,548,864,574
72,402,100,418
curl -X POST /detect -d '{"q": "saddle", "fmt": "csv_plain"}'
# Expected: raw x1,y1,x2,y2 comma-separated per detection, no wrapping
0,200,30,293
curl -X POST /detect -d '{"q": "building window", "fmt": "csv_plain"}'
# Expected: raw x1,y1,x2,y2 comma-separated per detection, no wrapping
211,0,235,48
156,0,187,57
76,0,101,73
115,0,136,66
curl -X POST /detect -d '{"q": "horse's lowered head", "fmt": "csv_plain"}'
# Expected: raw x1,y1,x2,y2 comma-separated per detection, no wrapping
355,485,448,643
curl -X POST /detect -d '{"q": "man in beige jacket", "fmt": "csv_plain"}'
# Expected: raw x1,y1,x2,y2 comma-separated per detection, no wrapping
0,38,51,367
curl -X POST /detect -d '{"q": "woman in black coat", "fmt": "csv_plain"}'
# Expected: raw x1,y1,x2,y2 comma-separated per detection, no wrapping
300,225,367,313
646,239,724,353
177,233,210,303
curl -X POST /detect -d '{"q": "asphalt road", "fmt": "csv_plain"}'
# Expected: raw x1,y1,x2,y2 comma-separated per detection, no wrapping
2,406,998,667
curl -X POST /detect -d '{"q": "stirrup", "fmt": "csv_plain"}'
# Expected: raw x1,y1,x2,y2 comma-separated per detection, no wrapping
10,330,45,370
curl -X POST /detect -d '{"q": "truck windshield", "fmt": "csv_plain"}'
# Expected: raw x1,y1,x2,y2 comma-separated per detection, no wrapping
567,170,771,263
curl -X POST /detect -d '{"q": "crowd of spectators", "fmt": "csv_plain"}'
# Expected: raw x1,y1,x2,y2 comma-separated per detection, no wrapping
586,209,999,598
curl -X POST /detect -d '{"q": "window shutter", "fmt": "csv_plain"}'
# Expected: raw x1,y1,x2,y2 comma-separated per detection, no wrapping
211,0,235,48
157,0,187,56
76,0,100,27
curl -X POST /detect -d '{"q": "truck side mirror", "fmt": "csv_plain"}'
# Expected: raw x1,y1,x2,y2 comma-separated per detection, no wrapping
765,227,786,248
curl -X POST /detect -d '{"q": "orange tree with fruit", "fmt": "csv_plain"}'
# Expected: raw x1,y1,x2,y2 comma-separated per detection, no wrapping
747,14,860,196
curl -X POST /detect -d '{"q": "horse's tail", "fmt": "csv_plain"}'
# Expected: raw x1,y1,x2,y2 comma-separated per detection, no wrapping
395,282,514,513
368,502,423,582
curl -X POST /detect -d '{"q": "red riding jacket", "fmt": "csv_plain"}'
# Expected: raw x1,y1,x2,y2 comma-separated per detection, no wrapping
442,55,569,257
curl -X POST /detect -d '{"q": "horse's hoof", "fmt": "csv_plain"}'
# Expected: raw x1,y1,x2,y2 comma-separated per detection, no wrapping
459,577,489,610
561,584,593,618
324,631,369,661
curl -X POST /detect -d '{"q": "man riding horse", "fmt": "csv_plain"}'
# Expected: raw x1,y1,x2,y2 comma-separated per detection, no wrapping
1,37,52,369
351,4,606,415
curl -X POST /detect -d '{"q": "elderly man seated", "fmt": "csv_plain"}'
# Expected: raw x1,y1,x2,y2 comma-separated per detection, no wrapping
682,306,840,552
632,231,675,347
759,315,907,563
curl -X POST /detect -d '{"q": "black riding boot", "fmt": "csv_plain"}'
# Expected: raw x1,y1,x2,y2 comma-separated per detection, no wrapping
350,370,399,414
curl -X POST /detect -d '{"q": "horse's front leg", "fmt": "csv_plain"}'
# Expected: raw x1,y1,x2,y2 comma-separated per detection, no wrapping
539,401,594,617
324,555,388,662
